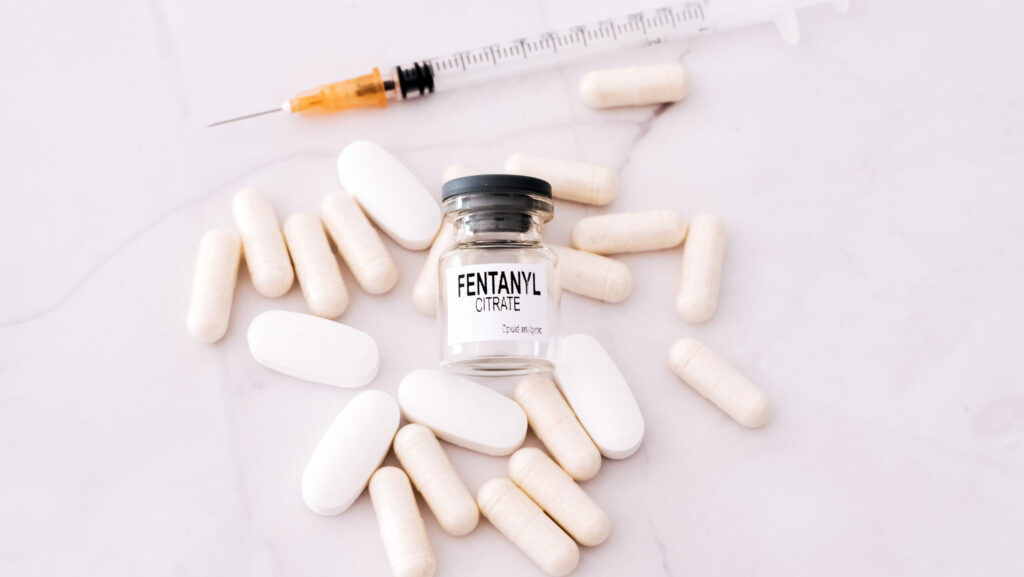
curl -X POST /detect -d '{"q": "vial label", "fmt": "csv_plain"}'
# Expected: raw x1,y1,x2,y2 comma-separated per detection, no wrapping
445,263,549,346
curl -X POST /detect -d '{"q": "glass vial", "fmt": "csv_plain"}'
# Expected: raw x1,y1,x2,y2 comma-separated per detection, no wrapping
439,175,559,375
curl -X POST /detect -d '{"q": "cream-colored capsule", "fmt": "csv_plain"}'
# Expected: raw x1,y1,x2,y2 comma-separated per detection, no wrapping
393,424,479,536
282,213,349,318
187,229,241,343
551,245,632,303
580,62,691,109
321,192,398,295
232,187,294,297
412,221,455,316
477,478,579,577
508,448,610,547
676,212,726,323
669,337,770,428
505,153,618,205
571,209,687,255
369,467,436,577
514,374,601,481
442,163,480,183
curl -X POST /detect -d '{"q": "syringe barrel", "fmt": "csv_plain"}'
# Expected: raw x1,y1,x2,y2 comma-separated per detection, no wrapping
283,0,847,116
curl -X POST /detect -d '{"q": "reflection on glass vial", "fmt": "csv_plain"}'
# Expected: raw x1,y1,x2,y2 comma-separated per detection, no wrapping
439,175,559,375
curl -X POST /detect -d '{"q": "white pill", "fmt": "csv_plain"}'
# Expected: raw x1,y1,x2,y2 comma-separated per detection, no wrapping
412,221,455,316
393,424,479,536
337,141,441,250
571,209,687,255
551,245,632,303
477,478,579,577
509,448,610,547
187,229,241,343
580,62,691,109
302,390,400,515
321,192,398,295
515,374,601,481
669,337,770,428
247,310,379,388
676,212,726,323
504,153,618,205
442,163,480,183
283,213,349,318
369,467,436,577
398,369,527,456
232,187,294,297
552,334,644,459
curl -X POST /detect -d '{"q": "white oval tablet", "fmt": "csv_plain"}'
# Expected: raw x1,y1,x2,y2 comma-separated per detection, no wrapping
398,369,527,456
551,334,645,459
247,310,379,388
337,141,441,251
302,390,400,515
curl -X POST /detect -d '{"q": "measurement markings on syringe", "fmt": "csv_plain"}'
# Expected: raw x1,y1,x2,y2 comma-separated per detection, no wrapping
427,2,710,79
633,13,648,35
210,0,842,127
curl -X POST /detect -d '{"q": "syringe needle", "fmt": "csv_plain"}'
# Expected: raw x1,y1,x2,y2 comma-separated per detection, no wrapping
206,107,282,128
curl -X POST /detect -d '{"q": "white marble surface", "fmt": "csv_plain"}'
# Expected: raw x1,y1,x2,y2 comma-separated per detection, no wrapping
2,0,1023,575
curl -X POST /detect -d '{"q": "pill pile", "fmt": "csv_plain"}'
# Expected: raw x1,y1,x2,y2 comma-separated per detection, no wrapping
301,346,637,577
186,60,774,576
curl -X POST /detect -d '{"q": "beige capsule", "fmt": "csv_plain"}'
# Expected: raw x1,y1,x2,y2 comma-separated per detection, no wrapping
515,374,601,481
187,229,241,343
442,163,480,183
477,478,579,577
321,191,398,295
676,212,726,323
551,245,632,303
509,448,610,547
369,466,436,577
571,209,687,255
282,213,348,318
505,153,618,205
411,221,455,316
393,424,479,536
579,62,691,109
232,187,294,297
669,337,770,428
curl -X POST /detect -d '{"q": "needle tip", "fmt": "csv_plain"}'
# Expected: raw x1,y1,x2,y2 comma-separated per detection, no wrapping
206,107,283,128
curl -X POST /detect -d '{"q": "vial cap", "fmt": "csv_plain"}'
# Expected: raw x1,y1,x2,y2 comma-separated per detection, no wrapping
441,175,553,217
442,174,551,200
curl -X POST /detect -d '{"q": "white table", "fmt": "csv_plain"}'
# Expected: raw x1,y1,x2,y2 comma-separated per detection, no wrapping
2,0,1022,574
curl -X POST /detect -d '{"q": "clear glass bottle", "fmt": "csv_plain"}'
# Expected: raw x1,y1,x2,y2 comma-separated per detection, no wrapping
438,175,559,375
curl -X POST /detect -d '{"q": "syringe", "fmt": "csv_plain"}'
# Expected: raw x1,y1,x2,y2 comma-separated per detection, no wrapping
208,0,847,127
